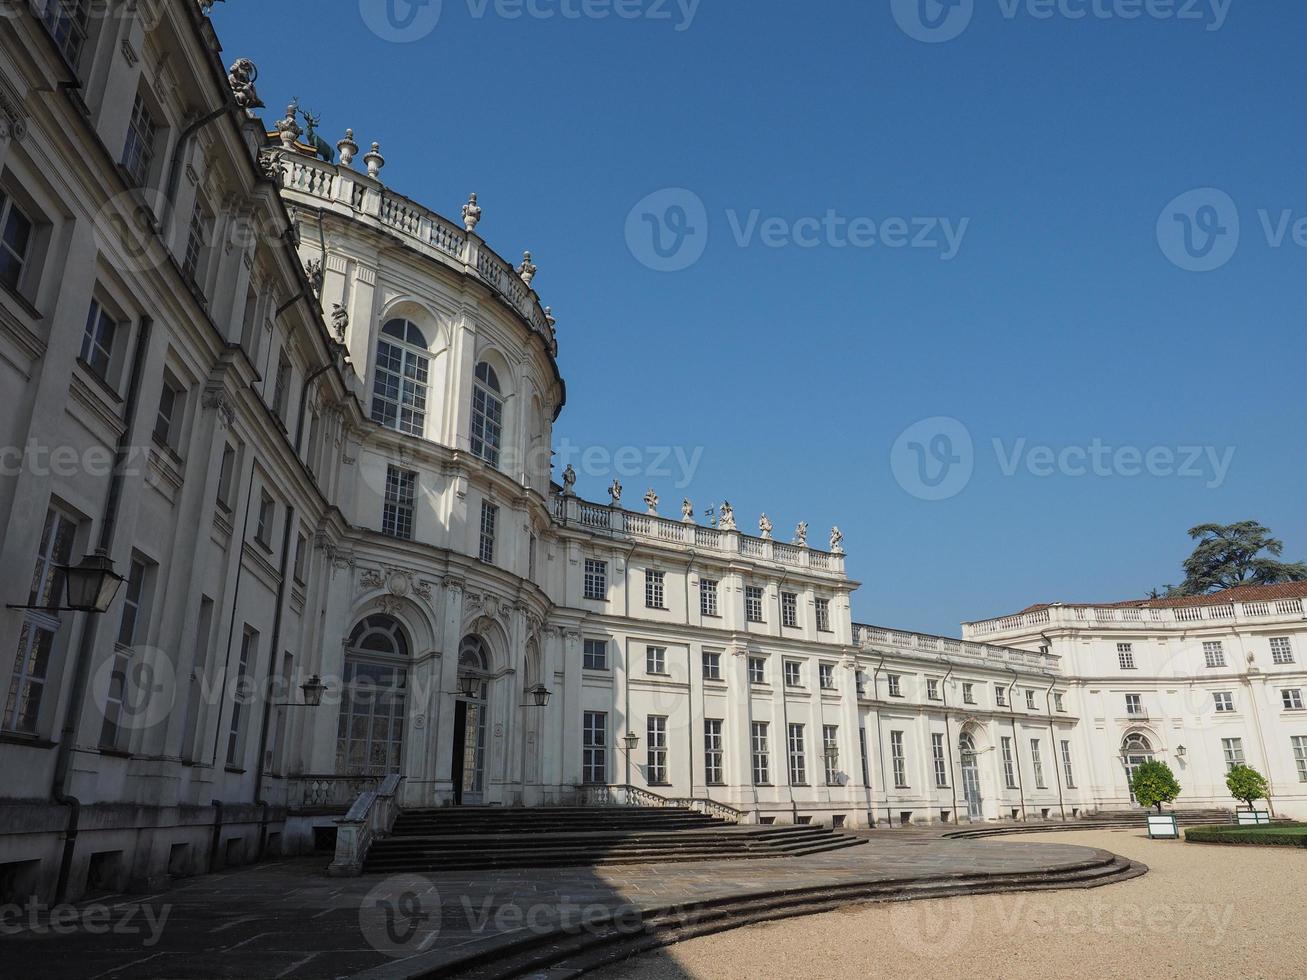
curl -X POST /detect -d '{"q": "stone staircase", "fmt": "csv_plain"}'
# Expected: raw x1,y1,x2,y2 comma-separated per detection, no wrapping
944,807,1238,839
363,806,866,874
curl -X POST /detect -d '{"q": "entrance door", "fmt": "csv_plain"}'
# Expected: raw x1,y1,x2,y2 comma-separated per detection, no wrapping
450,699,487,806
1122,733,1154,806
959,732,983,820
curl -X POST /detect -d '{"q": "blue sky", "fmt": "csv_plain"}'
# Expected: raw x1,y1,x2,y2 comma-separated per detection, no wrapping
214,0,1307,635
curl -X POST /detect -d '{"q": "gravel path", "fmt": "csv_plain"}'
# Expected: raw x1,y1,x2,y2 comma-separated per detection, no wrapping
591,829,1307,980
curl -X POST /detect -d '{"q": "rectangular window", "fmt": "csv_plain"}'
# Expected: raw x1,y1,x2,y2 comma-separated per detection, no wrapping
1025,689,1037,710
1283,689,1304,711
1126,693,1143,716
745,586,764,623
255,491,275,549
216,443,237,510
646,715,668,784
582,711,607,784
183,201,208,286
470,366,503,465
115,558,148,648
1221,737,1245,771
41,0,91,67
995,684,1008,707
819,663,835,690
890,730,908,788
101,557,149,749
80,299,118,381
583,638,608,671
122,90,157,187
887,674,902,698
702,651,722,681
583,559,607,600
704,718,724,784
962,682,975,705
781,591,798,628
1054,692,1065,712
382,467,417,540
859,726,870,786
1293,736,1307,782
646,646,666,675
0,190,35,293
751,722,770,785
294,531,310,585
645,570,665,609
784,660,802,687
272,350,291,421
1213,692,1234,713
787,723,807,785
1118,643,1136,670
926,678,940,701
815,597,831,632
479,501,497,563
856,671,867,698
748,656,765,685
1061,740,1076,788
931,732,948,788
1001,736,1017,789
1271,637,1295,665
699,578,719,617
153,376,183,449
1031,738,1046,789
5,507,78,733
226,626,257,767
1204,641,1227,669
823,725,839,785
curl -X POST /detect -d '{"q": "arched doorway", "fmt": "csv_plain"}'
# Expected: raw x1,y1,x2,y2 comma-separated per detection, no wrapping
1122,732,1154,805
959,731,983,820
453,636,491,805
337,615,409,777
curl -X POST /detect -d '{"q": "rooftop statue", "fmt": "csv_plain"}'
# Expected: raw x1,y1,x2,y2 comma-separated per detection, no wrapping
227,59,264,112
463,193,483,233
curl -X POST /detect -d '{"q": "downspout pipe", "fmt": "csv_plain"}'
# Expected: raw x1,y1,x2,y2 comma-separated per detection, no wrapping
1007,668,1027,822
1045,674,1067,821
940,661,959,822
162,102,235,236
872,655,891,826
51,316,153,901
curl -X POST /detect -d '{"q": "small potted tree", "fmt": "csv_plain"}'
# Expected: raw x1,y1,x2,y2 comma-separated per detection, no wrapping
1226,765,1272,826
1131,760,1182,838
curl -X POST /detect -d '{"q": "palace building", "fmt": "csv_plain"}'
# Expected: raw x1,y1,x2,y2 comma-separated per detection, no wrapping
0,2,1302,904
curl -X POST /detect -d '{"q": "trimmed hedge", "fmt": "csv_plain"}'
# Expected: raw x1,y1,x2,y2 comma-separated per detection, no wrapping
1184,823,1307,847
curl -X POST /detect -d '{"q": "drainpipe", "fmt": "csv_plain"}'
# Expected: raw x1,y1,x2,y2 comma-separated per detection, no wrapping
161,102,235,239
1044,675,1067,821
872,655,891,826
1007,668,1027,822
50,316,153,901
771,575,797,823
940,661,959,823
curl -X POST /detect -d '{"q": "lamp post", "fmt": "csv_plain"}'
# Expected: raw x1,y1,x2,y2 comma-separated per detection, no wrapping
527,684,552,708
824,743,840,804
7,550,125,614
621,730,640,794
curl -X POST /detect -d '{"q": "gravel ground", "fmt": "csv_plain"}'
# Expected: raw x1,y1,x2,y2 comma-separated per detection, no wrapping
591,829,1307,980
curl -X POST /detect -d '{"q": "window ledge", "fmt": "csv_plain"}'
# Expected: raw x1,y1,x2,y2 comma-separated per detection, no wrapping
0,277,43,320
0,731,56,749
225,765,247,774
75,358,124,404
98,747,132,759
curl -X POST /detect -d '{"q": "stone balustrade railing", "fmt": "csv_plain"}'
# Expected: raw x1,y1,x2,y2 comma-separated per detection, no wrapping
964,597,1307,638
853,623,1057,674
327,773,404,877
275,152,556,353
552,493,846,577
284,774,381,810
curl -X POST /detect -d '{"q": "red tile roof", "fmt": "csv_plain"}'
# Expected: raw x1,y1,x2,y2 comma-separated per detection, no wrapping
1015,581,1307,615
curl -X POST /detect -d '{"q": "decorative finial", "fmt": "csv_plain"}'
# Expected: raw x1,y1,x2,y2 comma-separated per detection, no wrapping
337,129,359,168
275,104,301,149
794,522,809,547
718,501,737,531
608,480,623,505
830,526,844,555
518,251,537,286
544,307,556,330
304,259,324,298
759,514,773,539
227,59,264,112
682,498,695,523
644,488,659,515
462,192,482,233
562,464,577,496
330,303,349,339
364,141,385,179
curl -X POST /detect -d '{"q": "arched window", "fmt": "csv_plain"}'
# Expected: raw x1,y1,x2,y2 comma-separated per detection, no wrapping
371,319,429,436
1122,732,1155,804
470,361,503,467
335,615,409,777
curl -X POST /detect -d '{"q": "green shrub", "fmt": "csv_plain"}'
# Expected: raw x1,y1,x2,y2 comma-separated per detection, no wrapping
1185,824,1307,846
1130,760,1181,813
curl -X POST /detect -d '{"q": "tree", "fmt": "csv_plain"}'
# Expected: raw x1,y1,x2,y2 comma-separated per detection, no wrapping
1167,522,1307,597
1226,764,1271,812
1130,760,1181,814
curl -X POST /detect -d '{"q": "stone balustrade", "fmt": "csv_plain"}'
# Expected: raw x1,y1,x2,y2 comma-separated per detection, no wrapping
854,623,1058,674
964,597,1307,638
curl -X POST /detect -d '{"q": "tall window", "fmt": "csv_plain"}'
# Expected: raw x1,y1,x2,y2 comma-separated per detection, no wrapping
819,663,835,690
41,0,91,67
823,725,839,785
153,376,184,450
582,711,607,784
1221,737,1245,771
479,501,497,563
336,616,409,776
931,732,948,788
962,682,975,704
382,467,416,540
583,638,608,671
5,507,77,733
995,684,1008,707
1204,641,1227,668
1025,689,1037,710
226,626,258,767
1126,693,1144,716
272,350,291,421
183,201,208,286
122,90,157,187
294,531,310,584
859,727,870,786
702,651,722,681
646,646,666,675
255,491,275,549
784,660,802,687
470,361,504,466
751,722,770,784
216,443,237,510
1293,736,1307,782
1054,692,1065,712
371,319,429,436
1271,637,1295,665
80,299,117,381
926,678,940,700
815,597,831,632
748,656,765,685
1001,736,1017,788
646,715,668,784
887,674,903,698
700,578,719,617
745,586,764,623
1061,740,1076,788
583,559,607,600
0,189,35,293
1118,643,1136,669
1030,738,1046,788
890,730,908,788
704,719,724,784
645,570,665,609
787,723,807,784
781,592,798,628
102,558,149,749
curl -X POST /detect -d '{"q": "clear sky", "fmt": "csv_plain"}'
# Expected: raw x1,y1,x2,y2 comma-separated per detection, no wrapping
212,0,1307,636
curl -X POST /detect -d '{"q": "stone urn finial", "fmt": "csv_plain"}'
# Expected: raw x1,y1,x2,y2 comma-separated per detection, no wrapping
682,499,696,523
759,514,773,539
462,192,482,233
337,129,359,168
644,488,659,516
518,251,537,286
275,104,301,149
830,526,845,555
364,141,385,179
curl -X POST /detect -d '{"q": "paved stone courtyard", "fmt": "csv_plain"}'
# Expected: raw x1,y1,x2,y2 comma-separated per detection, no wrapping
3,834,1116,979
